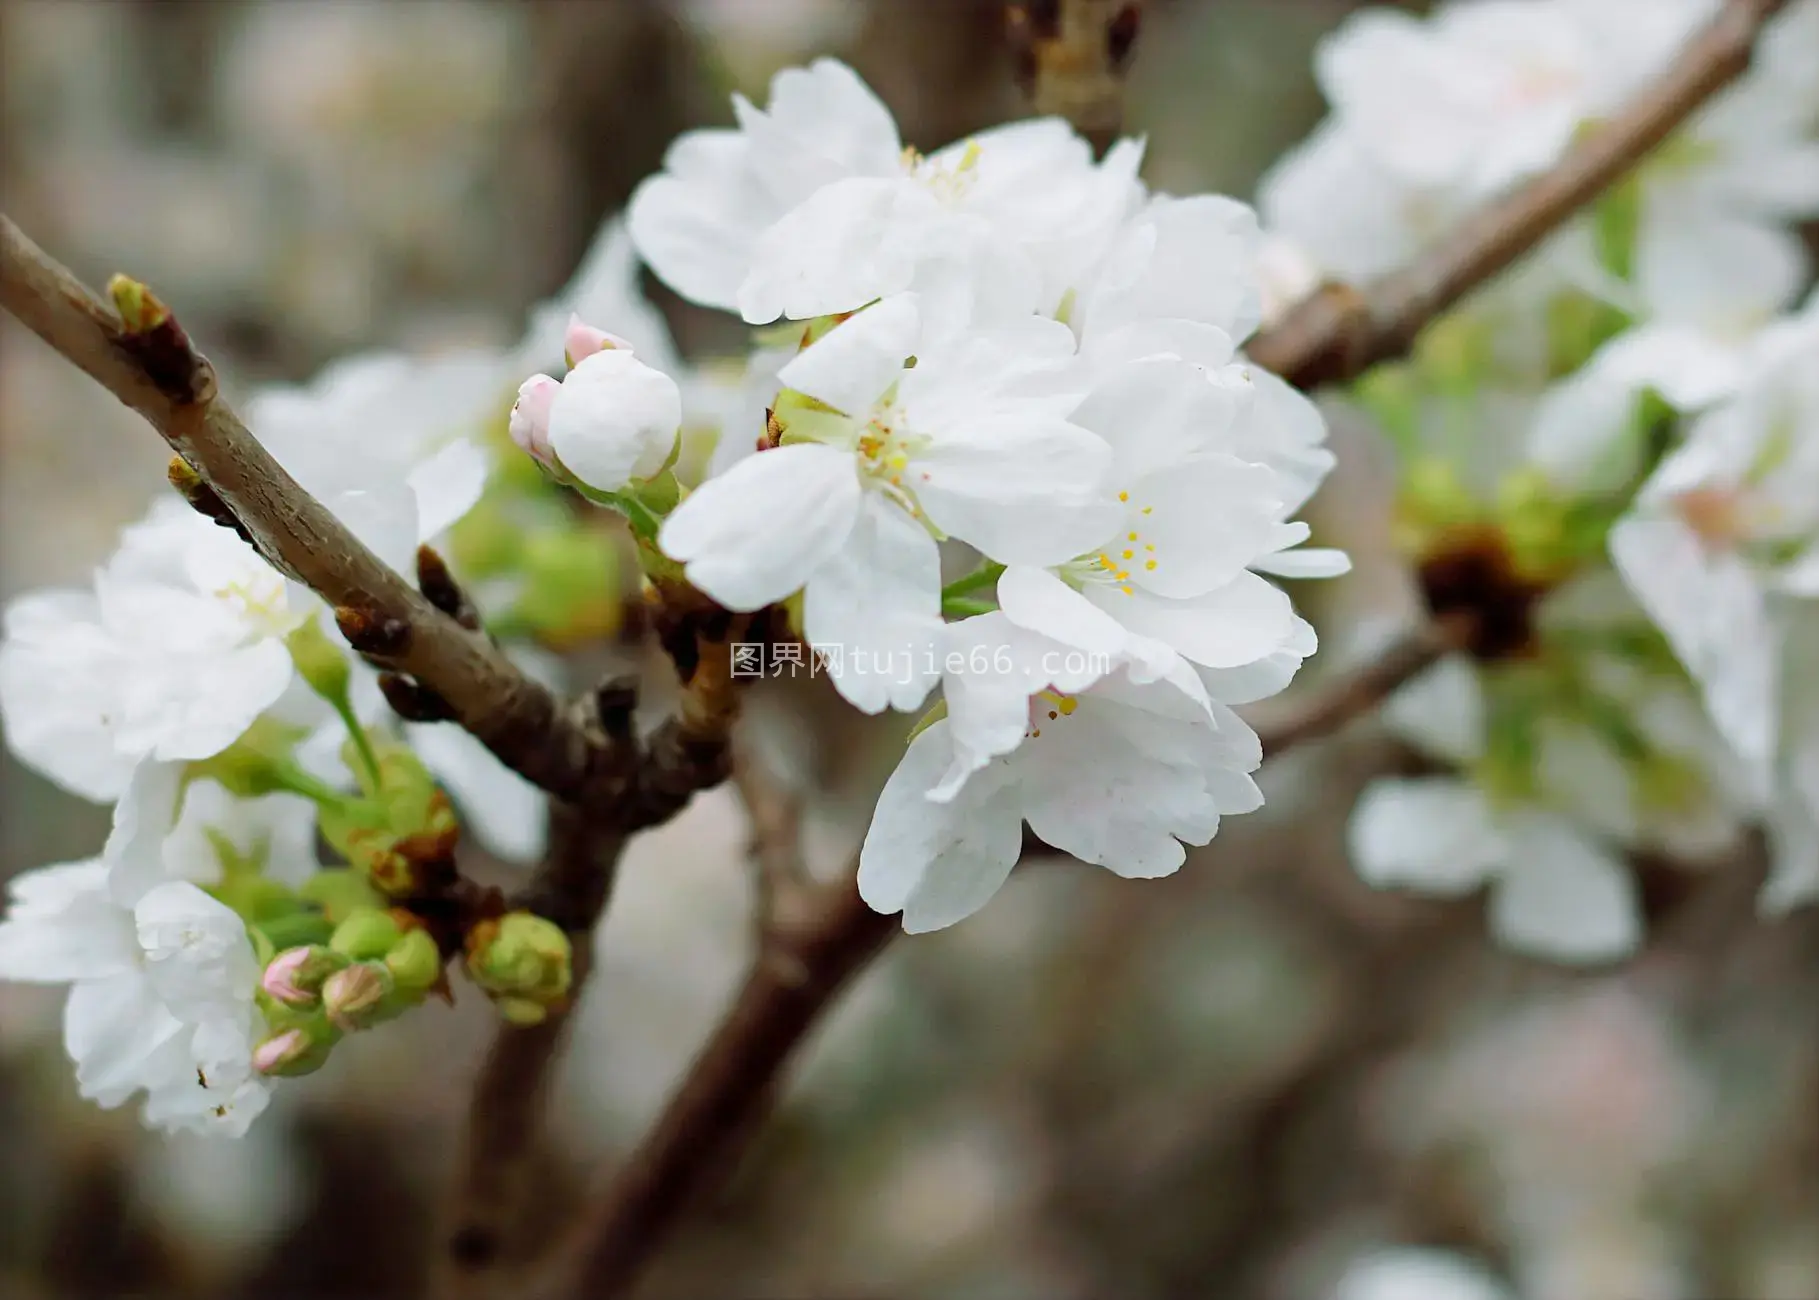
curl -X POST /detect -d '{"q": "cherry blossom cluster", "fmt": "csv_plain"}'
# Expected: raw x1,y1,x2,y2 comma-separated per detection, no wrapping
0,220,679,1133
1256,0,1819,957
512,60,1347,932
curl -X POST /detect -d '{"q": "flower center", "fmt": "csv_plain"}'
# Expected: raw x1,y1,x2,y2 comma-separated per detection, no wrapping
1672,486,1747,549
852,405,936,520
903,139,983,204
1061,490,1158,597
213,572,300,640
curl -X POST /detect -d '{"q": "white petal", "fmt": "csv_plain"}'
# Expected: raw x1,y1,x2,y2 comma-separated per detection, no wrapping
997,566,1175,685
407,438,490,542
119,640,296,767
0,589,140,800
549,349,683,492
1091,573,1298,670
134,881,260,1023
738,177,934,324
1126,455,1287,599
914,417,1116,565
1609,514,1778,791
1348,777,1505,894
65,973,185,1105
104,760,187,906
627,149,761,311
1493,816,1642,964
1250,547,1351,579
0,861,136,982
776,293,920,415
858,723,1023,932
801,493,943,714
1381,655,1486,764
659,444,862,610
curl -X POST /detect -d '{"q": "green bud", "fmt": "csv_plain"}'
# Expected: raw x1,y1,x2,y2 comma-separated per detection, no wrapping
322,962,394,1031
512,529,623,648
251,906,336,953
299,869,385,923
187,717,311,797
384,928,443,995
464,912,573,1025
330,908,406,961
285,616,352,709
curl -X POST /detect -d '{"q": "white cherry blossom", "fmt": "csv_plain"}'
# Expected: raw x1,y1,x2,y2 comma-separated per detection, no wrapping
660,294,1114,713
858,613,1264,932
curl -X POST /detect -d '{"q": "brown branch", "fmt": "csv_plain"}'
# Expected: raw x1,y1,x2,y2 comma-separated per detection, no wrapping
0,213,602,801
1251,618,1469,759
730,732,815,931
1008,0,1145,152
437,805,630,1299
1246,0,1795,389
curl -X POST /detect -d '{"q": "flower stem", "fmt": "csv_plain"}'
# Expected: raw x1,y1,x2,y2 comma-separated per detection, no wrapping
940,562,1005,601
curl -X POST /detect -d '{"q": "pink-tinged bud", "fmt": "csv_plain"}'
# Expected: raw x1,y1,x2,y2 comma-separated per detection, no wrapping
510,374,560,470
253,1028,313,1076
322,961,394,1032
563,313,632,367
260,945,344,1009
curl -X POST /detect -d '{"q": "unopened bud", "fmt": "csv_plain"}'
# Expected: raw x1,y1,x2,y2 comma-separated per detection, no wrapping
253,1027,331,1077
260,945,347,1009
546,350,681,494
563,313,632,367
107,273,170,333
322,962,393,1032
384,928,443,995
510,374,560,471
464,912,573,1025
330,908,405,961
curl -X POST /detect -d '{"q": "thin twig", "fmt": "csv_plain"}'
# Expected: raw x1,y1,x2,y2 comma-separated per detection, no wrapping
1246,0,1796,389
0,214,598,801
1251,619,1467,759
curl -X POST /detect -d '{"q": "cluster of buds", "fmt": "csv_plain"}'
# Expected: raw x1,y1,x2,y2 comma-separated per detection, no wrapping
318,744,460,898
251,908,444,1076
462,911,574,1026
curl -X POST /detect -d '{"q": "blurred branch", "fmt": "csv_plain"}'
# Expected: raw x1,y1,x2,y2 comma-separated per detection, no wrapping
437,808,629,1299
1008,0,1145,151
1250,617,1468,758
1247,0,1796,388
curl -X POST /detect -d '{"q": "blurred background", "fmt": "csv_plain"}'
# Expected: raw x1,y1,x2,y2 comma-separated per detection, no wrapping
1,2,1815,1298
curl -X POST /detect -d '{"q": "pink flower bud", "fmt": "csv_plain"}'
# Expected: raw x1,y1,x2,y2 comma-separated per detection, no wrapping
252,1028,313,1075
563,313,632,367
510,374,560,470
322,962,393,1032
261,948,318,1008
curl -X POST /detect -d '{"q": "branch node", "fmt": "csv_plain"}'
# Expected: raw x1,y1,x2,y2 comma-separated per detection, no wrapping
417,544,480,630
335,604,413,658
105,273,215,406
378,672,459,724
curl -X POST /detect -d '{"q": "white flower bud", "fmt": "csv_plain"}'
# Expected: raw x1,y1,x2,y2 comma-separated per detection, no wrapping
546,349,681,493
509,374,560,471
